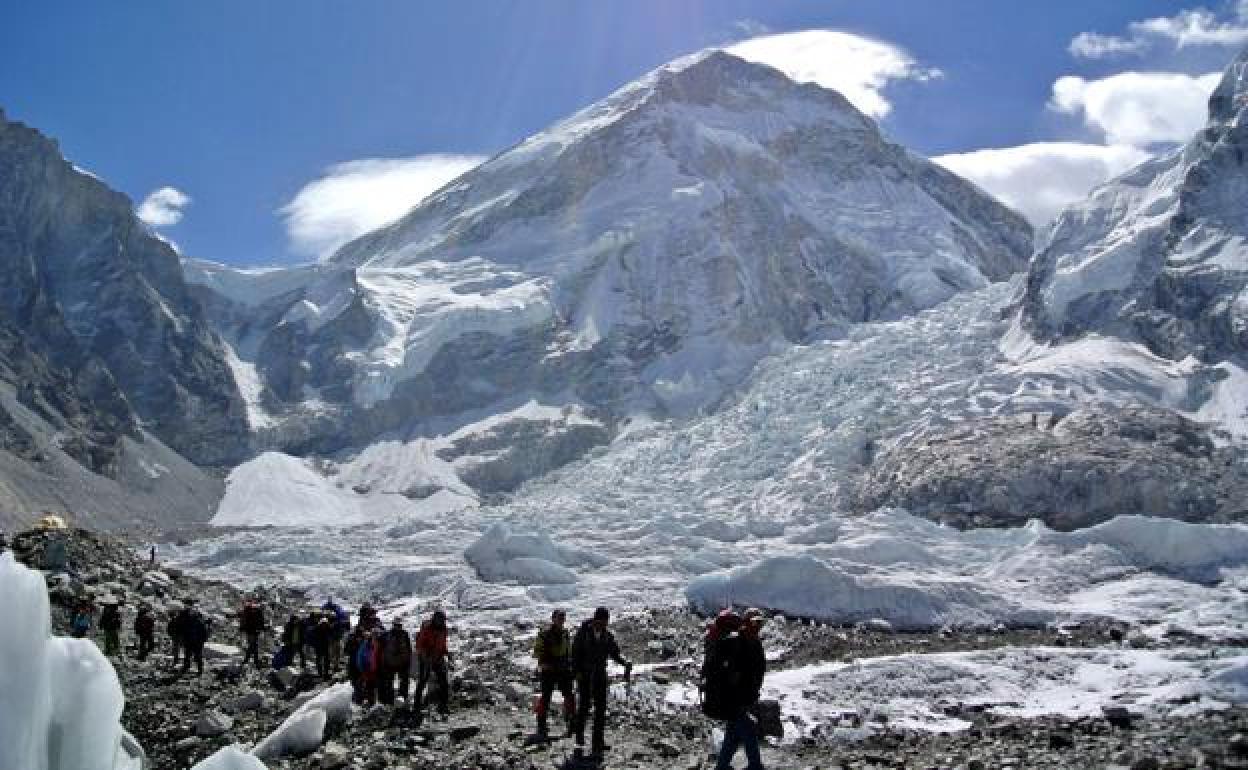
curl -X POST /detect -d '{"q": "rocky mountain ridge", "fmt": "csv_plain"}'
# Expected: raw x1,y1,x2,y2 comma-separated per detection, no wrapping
0,111,246,529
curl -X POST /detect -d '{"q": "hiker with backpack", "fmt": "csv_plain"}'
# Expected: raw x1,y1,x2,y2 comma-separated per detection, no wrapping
323,597,350,672
353,628,383,706
239,597,266,668
309,614,334,679
99,600,123,657
167,608,184,666
178,599,210,677
281,613,307,669
570,607,632,757
533,608,576,739
413,610,454,718
702,608,768,770
70,600,93,639
379,618,413,705
134,605,156,661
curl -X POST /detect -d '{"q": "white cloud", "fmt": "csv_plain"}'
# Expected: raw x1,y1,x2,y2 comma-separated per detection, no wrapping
281,154,486,259
1070,6,1248,59
136,186,191,228
726,29,941,118
1069,32,1149,59
1050,71,1221,146
934,142,1151,228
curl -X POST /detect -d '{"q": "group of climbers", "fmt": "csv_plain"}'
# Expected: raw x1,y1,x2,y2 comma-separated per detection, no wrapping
67,582,770,766
344,606,453,720
67,595,210,676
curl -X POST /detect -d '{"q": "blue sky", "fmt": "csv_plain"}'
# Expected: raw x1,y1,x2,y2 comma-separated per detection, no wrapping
3,1,1245,265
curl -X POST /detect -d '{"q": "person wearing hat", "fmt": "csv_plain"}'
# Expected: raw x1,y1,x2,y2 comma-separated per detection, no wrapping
713,608,768,770
570,607,632,757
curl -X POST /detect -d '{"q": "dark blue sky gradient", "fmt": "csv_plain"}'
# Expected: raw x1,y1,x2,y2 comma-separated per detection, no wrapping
1,1,1205,264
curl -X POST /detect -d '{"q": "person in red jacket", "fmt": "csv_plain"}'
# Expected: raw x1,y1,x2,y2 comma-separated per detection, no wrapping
413,610,454,719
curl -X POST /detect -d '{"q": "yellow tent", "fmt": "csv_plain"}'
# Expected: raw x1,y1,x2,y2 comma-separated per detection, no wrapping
36,514,68,530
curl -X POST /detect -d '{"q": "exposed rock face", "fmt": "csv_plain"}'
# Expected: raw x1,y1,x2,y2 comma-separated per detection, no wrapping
0,110,244,528
849,407,1248,530
0,111,248,468
186,51,1031,506
1020,46,1248,364
849,47,1248,529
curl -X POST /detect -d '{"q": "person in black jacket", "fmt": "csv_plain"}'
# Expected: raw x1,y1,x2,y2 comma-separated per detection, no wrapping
713,608,768,770
178,600,210,677
134,606,156,661
570,607,632,757
239,598,266,668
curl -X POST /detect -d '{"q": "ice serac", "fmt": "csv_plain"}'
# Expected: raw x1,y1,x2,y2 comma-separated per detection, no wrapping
0,552,140,770
189,50,1030,514
1021,45,1248,362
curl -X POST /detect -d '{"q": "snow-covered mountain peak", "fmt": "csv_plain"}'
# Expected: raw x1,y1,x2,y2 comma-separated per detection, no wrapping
188,46,1031,511
1208,46,1248,126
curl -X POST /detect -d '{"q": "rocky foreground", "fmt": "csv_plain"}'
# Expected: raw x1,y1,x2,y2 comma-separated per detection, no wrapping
6,526,1247,770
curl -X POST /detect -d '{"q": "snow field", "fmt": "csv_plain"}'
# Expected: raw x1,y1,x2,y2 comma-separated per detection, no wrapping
749,646,1248,739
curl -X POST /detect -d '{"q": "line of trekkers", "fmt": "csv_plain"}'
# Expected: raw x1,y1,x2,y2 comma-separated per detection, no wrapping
73,594,770,768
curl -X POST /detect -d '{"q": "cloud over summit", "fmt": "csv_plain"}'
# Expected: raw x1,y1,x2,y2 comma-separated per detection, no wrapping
281,154,486,260
727,29,940,118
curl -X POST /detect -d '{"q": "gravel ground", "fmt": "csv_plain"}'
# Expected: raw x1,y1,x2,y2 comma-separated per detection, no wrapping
7,527,1246,770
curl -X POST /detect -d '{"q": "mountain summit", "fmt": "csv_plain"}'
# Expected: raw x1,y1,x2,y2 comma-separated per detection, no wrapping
184,49,1031,516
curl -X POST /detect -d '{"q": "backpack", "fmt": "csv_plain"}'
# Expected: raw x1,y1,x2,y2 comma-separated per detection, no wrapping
701,633,744,720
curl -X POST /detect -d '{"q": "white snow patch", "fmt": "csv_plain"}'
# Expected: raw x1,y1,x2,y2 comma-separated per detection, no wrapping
759,647,1248,738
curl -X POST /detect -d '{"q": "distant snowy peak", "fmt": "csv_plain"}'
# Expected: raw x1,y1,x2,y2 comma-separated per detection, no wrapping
1020,45,1248,363
316,49,1030,411
186,48,1033,512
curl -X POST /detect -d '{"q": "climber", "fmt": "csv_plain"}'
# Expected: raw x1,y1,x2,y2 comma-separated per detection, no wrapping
413,610,454,719
704,607,768,770
239,597,266,668
134,605,156,661
571,607,632,757
178,599,210,677
533,608,576,738
99,599,123,657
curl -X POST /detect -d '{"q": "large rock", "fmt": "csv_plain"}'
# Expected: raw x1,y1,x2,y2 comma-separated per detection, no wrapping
849,407,1248,529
